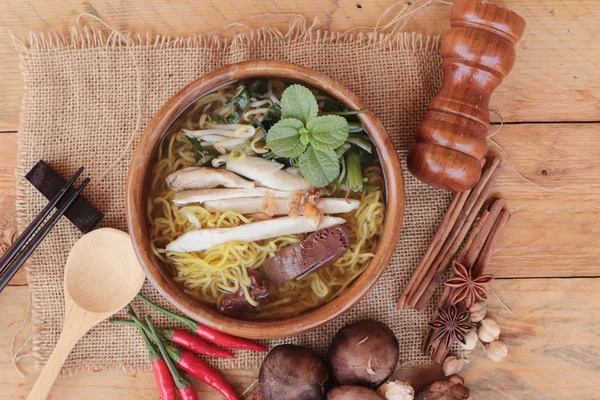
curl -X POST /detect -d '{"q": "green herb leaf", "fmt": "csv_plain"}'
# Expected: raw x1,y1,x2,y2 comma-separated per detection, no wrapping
225,109,242,124
224,88,251,123
298,147,340,187
186,136,220,163
266,118,307,157
299,127,311,146
306,115,349,152
280,85,318,124
225,88,250,109
247,80,265,96
210,113,224,123
264,106,282,121
260,105,282,131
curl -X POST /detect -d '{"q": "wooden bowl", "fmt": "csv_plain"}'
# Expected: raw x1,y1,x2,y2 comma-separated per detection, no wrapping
126,60,404,339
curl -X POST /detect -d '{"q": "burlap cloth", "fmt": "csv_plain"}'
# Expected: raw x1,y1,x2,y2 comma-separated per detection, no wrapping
15,22,451,373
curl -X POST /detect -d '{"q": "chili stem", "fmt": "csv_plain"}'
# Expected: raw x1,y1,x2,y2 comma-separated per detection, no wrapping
137,293,268,352
146,316,190,390
137,294,198,331
112,319,186,364
135,322,160,361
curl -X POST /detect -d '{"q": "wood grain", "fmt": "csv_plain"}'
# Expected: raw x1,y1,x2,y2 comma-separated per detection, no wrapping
0,286,258,400
1,0,600,130
2,122,599,287
398,278,600,399
489,123,600,278
0,131,23,284
4,279,600,399
1,0,600,398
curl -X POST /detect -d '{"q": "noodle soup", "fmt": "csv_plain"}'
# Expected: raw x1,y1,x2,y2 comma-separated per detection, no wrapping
147,79,386,320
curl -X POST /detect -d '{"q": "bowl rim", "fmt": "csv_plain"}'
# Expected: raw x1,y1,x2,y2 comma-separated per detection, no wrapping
126,60,405,339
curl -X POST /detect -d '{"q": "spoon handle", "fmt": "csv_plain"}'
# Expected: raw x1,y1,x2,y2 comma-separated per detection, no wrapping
27,304,98,400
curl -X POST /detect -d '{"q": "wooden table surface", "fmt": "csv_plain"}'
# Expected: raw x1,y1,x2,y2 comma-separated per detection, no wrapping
1,0,599,398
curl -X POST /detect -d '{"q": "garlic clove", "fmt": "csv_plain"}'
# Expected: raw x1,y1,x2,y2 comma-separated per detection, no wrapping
460,330,478,351
485,340,508,362
469,301,487,323
478,318,501,343
377,379,414,400
442,356,468,376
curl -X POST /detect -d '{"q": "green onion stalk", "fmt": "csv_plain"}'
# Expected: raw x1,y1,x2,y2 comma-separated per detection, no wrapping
345,150,364,192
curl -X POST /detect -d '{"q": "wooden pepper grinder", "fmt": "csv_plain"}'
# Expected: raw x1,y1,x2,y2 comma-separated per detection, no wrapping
407,0,526,191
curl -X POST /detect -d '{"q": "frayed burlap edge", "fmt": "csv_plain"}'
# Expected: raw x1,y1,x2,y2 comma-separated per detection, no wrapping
13,18,439,54
13,20,442,375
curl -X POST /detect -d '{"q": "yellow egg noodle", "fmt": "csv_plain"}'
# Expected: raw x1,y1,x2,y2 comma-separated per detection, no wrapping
148,82,386,319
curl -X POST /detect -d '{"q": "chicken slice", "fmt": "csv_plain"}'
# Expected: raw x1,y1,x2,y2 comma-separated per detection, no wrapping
172,188,296,205
258,169,310,191
226,156,283,176
165,167,254,191
166,216,346,252
203,198,360,215
225,156,310,191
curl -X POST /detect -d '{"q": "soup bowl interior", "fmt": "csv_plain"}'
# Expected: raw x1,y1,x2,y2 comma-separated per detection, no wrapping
126,60,404,339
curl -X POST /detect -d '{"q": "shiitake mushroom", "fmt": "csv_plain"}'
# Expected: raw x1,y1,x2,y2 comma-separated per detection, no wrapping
327,385,385,400
259,344,329,400
328,319,399,387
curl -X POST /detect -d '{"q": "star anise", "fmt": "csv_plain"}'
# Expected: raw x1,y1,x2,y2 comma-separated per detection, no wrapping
445,261,494,307
428,305,472,348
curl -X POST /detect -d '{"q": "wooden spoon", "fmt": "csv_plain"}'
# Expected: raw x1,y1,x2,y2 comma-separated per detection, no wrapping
27,228,146,400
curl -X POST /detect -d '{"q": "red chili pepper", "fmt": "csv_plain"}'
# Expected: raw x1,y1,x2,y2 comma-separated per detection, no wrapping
194,325,268,352
152,358,177,400
177,385,200,400
160,328,235,359
138,294,268,352
127,312,177,400
146,316,199,400
168,349,240,400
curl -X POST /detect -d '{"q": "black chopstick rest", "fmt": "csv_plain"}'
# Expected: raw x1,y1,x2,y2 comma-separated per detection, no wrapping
25,161,103,233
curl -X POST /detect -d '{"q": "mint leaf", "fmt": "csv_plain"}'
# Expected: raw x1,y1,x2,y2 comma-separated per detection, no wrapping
299,127,311,146
266,118,306,157
298,147,340,187
306,115,349,152
280,85,318,125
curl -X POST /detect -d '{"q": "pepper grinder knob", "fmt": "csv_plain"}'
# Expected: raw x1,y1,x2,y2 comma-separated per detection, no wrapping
407,0,526,191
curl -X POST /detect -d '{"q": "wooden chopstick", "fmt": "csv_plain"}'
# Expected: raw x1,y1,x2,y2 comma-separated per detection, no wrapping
0,175,90,293
0,167,84,274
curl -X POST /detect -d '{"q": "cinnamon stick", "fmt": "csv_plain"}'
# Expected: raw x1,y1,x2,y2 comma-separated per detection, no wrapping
458,199,505,268
422,202,500,351
457,210,490,265
425,206,511,363
412,160,504,311
399,160,496,310
398,190,470,308
472,208,511,277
